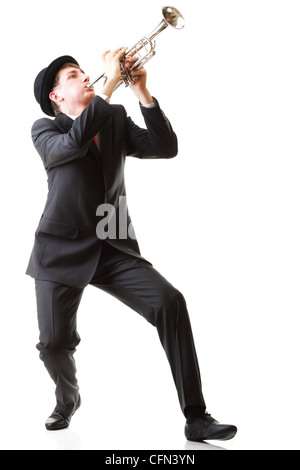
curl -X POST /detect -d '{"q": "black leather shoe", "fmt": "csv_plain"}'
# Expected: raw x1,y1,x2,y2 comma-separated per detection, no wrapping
45,396,81,431
185,412,237,442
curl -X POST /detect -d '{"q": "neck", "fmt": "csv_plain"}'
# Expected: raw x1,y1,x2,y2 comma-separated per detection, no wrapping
60,103,87,117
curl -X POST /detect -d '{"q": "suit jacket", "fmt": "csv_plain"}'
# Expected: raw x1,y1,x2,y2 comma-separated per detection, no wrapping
26,96,178,288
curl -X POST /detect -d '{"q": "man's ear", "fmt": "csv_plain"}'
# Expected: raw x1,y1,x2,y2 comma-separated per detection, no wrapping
49,91,63,104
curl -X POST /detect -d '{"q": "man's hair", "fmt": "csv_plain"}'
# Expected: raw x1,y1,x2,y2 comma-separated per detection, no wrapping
50,62,81,116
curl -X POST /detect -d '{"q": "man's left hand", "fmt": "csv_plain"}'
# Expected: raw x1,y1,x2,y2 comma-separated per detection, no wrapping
125,57,154,106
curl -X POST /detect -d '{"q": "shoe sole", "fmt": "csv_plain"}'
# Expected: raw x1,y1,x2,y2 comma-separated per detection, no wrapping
45,422,69,431
185,427,238,442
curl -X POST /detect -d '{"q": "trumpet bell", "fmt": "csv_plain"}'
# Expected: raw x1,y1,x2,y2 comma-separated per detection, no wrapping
162,6,185,30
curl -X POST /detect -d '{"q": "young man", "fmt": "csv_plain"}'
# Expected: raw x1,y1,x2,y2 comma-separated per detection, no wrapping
27,48,237,441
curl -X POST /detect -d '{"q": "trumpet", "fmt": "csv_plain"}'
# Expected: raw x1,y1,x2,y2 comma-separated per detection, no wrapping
87,6,185,90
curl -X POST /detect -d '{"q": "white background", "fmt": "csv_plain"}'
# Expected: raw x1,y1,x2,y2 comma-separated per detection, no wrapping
0,0,299,450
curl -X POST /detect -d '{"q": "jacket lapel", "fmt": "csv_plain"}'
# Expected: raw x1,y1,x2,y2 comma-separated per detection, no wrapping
99,116,113,190
55,111,104,166
54,112,113,192
54,113,74,132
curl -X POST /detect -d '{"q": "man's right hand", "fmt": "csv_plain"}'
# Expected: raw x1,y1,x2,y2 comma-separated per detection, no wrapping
100,47,127,99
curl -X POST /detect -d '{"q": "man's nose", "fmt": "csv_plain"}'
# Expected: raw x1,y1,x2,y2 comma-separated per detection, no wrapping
82,74,90,83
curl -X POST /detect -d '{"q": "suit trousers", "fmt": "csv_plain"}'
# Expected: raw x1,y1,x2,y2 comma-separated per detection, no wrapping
35,242,206,418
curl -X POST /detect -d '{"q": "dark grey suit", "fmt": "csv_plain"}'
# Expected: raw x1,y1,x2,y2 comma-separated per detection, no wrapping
27,96,177,287
27,96,206,418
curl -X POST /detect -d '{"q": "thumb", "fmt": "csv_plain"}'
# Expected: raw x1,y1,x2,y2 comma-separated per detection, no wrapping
100,50,110,62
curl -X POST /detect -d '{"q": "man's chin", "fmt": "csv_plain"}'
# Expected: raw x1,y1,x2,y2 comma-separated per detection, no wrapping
85,91,96,105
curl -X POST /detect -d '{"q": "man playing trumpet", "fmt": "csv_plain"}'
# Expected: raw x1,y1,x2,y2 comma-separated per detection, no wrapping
27,47,237,442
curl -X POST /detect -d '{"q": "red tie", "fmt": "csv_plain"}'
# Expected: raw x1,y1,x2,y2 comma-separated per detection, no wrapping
94,135,100,152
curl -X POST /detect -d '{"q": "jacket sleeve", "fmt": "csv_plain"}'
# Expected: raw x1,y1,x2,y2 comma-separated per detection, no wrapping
31,96,113,170
126,98,178,159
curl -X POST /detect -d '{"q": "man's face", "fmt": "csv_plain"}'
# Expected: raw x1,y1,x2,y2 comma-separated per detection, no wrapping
53,65,95,113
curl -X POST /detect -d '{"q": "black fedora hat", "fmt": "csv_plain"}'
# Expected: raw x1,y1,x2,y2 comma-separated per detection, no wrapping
34,55,79,117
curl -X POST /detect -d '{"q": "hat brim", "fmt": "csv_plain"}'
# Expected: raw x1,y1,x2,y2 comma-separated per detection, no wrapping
38,55,79,117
